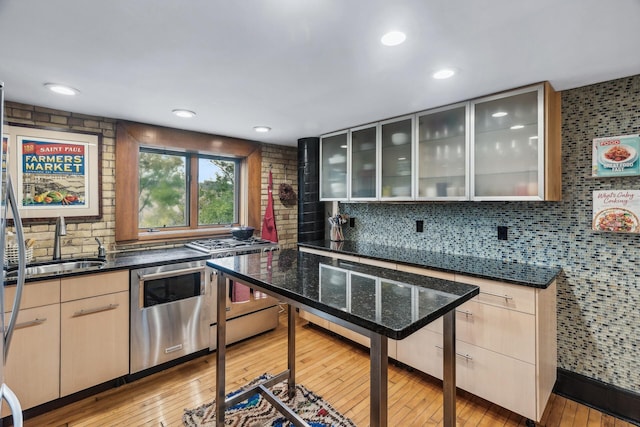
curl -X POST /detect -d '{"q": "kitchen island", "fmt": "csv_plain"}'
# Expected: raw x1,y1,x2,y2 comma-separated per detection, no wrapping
208,249,479,427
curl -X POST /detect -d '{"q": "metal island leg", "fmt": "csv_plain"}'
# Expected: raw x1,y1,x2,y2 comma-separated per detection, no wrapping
215,271,227,427
442,310,456,427
370,333,388,427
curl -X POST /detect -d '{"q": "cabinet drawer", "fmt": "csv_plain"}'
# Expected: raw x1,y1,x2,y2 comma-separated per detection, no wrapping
3,304,60,410
454,340,537,420
396,264,455,281
61,270,128,302
60,291,129,396
422,300,536,363
4,279,60,312
397,327,537,420
454,275,536,314
396,326,443,379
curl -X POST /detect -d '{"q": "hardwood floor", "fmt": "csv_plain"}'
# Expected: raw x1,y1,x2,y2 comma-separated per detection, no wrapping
23,310,635,427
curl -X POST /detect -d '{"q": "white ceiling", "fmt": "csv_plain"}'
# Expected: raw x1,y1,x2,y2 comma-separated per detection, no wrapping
1,1,639,147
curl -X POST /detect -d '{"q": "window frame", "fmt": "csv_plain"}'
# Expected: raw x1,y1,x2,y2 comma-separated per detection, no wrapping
115,121,262,243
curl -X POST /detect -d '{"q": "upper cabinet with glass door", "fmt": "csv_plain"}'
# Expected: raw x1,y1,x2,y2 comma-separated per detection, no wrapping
415,104,468,200
350,124,378,200
320,130,349,200
380,115,414,200
471,83,561,201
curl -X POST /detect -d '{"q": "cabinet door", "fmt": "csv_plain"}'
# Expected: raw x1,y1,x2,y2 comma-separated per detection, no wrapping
3,304,60,410
60,290,129,396
380,115,414,200
416,104,468,200
350,124,378,200
471,85,544,200
320,130,348,200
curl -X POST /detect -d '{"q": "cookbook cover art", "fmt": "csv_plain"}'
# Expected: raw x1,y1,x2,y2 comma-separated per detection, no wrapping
592,134,640,177
592,190,640,233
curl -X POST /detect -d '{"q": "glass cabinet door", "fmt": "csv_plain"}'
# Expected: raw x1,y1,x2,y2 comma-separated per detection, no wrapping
320,131,348,200
471,85,543,199
350,124,378,200
416,104,468,199
380,115,414,200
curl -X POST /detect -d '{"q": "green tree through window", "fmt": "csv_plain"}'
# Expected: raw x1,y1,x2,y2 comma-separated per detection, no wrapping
138,148,239,230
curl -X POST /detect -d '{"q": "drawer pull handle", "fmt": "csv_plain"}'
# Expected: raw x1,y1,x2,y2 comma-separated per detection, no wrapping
435,345,473,361
480,291,513,301
455,310,473,317
13,318,47,330
73,303,119,317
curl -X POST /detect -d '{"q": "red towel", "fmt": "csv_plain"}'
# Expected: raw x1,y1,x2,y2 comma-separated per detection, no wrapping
261,170,278,243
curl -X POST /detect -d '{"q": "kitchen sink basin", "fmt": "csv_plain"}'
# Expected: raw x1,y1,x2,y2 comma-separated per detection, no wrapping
6,258,107,279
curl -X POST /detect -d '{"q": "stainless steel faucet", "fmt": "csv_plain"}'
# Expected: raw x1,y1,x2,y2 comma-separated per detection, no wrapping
53,215,66,260
95,237,106,259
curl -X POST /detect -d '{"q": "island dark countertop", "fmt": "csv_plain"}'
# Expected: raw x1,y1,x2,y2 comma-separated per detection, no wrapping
298,240,561,289
207,249,479,340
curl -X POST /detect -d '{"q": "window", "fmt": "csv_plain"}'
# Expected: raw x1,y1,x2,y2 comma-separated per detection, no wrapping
115,121,262,243
138,147,240,231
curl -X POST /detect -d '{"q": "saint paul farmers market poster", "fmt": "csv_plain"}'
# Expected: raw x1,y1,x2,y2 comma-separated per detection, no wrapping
21,138,86,207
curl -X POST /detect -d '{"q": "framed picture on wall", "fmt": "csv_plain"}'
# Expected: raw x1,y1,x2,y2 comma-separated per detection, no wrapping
592,134,640,177
4,124,102,221
592,190,640,233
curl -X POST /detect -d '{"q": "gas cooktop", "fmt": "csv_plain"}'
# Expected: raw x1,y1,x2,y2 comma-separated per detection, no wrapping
185,237,279,255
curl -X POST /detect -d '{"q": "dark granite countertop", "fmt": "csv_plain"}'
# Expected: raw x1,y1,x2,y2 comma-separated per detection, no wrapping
298,240,561,288
5,246,210,284
207,249,479,340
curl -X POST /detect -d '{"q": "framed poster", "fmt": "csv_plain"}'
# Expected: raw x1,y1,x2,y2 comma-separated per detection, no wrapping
592,190,640,233
592,134,640,177
5,125,102,221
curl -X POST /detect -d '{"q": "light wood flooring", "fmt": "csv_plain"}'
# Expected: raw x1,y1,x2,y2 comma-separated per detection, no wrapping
23,310,635,427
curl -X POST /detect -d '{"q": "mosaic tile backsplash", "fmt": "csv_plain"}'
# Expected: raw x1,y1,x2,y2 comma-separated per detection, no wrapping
339,75,640,393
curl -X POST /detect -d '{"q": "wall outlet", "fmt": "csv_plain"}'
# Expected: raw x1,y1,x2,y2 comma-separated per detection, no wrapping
349,217,355,227
498,226,508,240
416,220,424,233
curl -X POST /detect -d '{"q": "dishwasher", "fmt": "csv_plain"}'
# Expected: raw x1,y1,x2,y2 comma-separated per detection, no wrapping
129,260,211,374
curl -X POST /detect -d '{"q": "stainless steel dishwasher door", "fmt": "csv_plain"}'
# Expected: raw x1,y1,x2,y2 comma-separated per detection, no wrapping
130,260,211,374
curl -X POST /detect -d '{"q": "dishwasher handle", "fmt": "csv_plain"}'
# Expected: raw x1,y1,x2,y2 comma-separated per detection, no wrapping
138,266,205,282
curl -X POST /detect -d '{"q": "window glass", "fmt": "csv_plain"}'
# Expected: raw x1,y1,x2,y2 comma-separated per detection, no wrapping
138,150,187,229
198,157,238,225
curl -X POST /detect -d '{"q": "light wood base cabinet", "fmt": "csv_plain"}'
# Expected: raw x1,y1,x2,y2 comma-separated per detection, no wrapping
60,271,129,397
3,280,60,411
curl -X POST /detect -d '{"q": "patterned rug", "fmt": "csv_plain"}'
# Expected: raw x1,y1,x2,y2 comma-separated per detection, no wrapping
183,374,356,427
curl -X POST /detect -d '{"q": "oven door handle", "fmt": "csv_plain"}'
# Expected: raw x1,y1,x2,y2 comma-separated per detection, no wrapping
138,266,205,282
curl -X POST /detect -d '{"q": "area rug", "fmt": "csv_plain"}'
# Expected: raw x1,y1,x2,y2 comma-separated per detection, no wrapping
183,374,356,426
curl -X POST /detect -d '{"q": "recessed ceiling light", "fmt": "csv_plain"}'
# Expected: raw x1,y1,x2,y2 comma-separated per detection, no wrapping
510,124,524,130
432,68,456,79
253,126,271,133
44,83,79,96
381,31,406,46
172,109,196,118
492,111,508,118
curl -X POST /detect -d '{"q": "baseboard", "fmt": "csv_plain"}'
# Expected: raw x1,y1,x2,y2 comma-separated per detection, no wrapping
554,368,640,426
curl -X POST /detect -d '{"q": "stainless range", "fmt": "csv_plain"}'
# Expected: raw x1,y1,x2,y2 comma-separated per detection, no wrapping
185,237,281,351
185,237,279,257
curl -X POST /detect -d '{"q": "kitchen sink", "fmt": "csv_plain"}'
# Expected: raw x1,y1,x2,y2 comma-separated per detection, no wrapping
6,258,107,279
